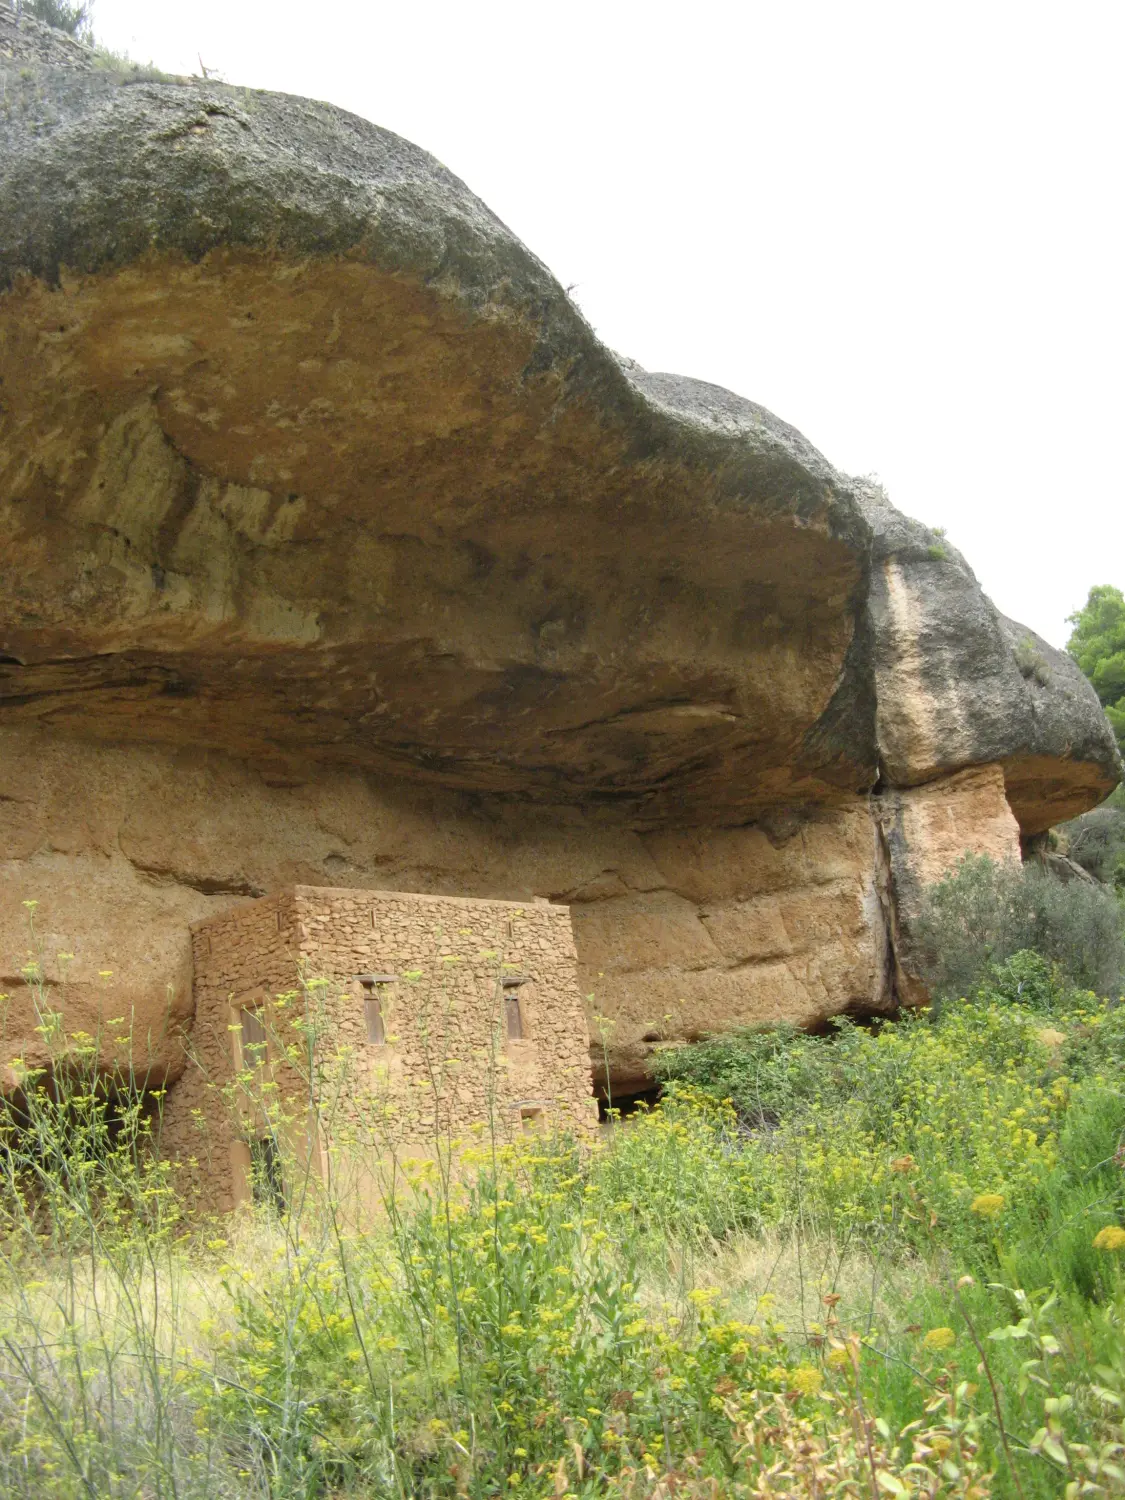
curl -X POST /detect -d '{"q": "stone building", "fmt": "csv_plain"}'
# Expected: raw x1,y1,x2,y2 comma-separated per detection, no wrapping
160,887,598,1213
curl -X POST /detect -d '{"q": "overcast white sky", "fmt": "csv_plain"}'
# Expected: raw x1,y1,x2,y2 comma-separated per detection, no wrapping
92,0,1124,647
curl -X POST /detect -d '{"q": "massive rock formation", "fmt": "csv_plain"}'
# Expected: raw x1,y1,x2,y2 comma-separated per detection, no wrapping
1,8,1119,1090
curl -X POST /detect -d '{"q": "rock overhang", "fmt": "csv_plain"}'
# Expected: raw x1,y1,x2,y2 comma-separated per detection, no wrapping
0,52,1119,832
0,16,1122,1097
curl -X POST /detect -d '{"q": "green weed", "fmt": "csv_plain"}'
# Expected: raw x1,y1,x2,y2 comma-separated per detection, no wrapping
0,908,1123,1497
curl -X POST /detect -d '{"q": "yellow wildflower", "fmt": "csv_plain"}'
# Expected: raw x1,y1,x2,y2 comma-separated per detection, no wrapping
922,1327,956,1351
970,1193,1005,1218
790,1365,823,1397
1093,1225,1125,1252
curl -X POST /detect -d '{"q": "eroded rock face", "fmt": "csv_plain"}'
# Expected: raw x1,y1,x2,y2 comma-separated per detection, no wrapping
864,494,1116,832
0,250,868,821
0,726,891,1086
0,28,1120,1087
0,3,94,71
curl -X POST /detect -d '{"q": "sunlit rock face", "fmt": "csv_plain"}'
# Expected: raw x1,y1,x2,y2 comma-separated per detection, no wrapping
0,28,1119,1087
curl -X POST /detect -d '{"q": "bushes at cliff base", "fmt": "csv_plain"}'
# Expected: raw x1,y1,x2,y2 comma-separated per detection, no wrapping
915,853,1125,1004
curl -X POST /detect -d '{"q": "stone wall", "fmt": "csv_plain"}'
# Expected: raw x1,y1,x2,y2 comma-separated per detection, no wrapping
159,890,296,1213
161,886,597,1214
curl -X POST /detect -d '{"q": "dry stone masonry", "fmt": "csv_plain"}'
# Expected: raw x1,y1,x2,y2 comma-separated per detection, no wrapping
0,11,1121,1112
162,888,596,1214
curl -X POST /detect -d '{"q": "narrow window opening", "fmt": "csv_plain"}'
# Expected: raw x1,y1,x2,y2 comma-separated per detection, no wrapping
364,994,385,1045
505,993,523,1039
519,1104,547,1132
503,977,528,1040
239,1005,268,1065
356,974,395,1045
249,1135,285,1213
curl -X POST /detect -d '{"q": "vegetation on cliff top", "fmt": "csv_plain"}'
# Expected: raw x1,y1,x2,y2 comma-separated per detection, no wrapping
1061,585,1125,886
16,0,93,40
1069,586,1125,763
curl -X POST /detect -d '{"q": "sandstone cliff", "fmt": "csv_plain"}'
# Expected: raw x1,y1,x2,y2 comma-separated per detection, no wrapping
1,12,1119,1089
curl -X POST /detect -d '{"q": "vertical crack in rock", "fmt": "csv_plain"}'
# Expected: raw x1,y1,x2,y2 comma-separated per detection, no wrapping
871,803,905,1015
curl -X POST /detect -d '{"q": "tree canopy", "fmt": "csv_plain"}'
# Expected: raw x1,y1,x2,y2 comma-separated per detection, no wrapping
1068,584,1125,757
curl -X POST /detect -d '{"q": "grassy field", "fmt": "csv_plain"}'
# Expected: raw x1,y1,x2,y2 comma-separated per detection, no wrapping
1,941,1124,1498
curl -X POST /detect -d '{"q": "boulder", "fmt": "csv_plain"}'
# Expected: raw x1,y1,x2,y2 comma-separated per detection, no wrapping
0,24,1119,1086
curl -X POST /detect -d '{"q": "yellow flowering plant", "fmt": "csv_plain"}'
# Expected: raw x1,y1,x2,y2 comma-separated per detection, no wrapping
0,916,1120,1500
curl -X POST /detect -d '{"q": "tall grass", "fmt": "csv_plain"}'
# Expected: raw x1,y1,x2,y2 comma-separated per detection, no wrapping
1,926,1124,1496
651,970,1125,1497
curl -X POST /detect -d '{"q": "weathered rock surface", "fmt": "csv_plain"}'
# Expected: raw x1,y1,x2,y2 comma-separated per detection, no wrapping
0,726,890,1088
0,2,94,71
0,20,1120,1086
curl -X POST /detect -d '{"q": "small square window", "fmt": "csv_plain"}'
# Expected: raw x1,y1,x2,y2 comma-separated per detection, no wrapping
519,1104,547,1132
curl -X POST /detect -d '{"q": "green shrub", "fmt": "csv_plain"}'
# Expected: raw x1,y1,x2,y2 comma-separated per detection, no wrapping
3,1078,983,1500
1068,583,1125,758
649,990,1125,1492
1014,634,1052,685
651,1022,836,1127
590,1085,761,1242
978,948,1067,1011
653,987,1125,1261
996,1081,1125,1301
916,853,1125,1003
1060,799,1125,890
207,1136,840,1496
